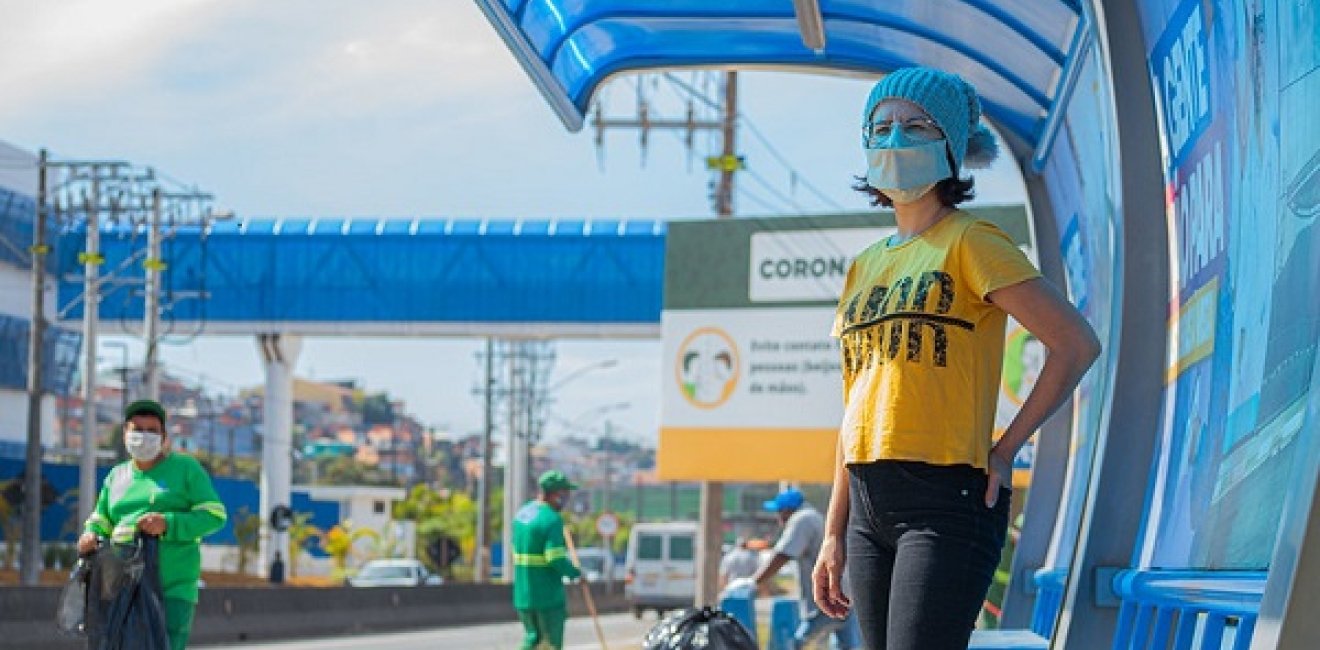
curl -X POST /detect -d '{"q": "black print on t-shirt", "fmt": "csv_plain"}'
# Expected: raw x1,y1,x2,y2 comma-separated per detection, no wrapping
839,270,973,370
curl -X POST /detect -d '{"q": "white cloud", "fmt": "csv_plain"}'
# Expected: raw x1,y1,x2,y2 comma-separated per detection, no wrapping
0,0,234,115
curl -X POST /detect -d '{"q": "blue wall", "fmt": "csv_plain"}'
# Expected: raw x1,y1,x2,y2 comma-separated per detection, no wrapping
0,459,338,555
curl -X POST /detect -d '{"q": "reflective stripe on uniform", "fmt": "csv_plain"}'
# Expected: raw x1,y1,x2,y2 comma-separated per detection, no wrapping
544,548,569,562
192,501,227,521
112,522,137,543
514,553,549,567
86,513,112,534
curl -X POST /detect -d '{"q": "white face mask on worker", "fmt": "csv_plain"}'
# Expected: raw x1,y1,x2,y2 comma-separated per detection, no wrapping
125,429,163,462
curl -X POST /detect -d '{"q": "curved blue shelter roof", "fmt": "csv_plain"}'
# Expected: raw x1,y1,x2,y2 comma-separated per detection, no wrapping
475,0,1085,147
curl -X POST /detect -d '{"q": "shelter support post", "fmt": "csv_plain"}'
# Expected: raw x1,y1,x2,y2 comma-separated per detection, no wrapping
999,156,1074,627
1051,0,1169,646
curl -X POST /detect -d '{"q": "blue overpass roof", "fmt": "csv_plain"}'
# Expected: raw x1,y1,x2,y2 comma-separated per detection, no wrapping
56,218,667,337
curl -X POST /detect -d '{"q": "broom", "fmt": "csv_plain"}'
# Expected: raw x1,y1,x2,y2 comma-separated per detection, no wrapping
563,525,610,650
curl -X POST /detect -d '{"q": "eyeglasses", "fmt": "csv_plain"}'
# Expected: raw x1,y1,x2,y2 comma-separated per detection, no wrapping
863,117,944,146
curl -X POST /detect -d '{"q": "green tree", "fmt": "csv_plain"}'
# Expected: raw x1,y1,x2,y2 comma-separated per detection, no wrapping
565,510,634,557
233,506,261,575
1,476,58,568
320,456,392,486
394,484,496,578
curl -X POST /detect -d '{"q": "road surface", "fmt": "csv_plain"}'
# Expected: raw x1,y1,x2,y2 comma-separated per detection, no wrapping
205,612,657,650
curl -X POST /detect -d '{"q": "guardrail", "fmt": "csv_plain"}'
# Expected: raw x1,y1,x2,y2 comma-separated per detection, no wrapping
0,581,627,649
1110,570,1266,650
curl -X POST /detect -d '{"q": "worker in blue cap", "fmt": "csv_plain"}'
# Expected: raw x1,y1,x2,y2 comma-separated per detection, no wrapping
752,487,859,650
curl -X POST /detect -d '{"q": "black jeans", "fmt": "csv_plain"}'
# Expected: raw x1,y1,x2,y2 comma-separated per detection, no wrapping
846,460,1010,650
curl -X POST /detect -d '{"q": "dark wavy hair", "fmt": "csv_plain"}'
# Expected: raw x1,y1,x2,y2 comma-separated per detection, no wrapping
851,175,976,208
852,149,976,208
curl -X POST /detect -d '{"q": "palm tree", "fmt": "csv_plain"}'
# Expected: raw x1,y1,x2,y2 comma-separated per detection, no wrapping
321,520,380,577
286,512,324,578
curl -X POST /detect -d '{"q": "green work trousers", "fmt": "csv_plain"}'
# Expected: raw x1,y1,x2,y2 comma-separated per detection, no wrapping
164,598,195,650
517,606,568,650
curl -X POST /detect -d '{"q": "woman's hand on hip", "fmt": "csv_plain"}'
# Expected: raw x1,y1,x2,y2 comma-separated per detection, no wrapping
985,446,1013,508
812,534,851,619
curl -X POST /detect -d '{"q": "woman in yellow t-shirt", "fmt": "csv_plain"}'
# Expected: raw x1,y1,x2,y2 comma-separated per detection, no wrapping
810,67,1101,650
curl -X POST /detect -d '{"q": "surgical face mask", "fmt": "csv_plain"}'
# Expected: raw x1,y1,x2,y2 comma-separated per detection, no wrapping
863,120,952,200
883,182,939,204
124,428,163,462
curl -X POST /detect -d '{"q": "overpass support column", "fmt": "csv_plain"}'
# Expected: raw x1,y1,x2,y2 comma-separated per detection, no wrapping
257,333,301,577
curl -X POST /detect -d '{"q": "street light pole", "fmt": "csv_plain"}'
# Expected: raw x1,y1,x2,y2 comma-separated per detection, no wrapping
142,188,162,401
78,175,102,526
475,338,494,583
102,340,130,463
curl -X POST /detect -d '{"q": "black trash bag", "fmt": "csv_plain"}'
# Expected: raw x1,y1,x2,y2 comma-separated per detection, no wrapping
642,607,758,650
84,534,171,650
55,555,92,636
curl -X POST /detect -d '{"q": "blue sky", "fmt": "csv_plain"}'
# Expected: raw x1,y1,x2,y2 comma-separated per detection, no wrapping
1,0,1026,442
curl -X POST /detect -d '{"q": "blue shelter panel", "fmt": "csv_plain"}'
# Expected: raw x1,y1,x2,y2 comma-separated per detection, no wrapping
1025,40,1124,636
1135,0,1320,571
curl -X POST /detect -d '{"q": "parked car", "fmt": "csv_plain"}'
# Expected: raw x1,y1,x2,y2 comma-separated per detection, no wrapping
572,547,621,583
347,559,443,587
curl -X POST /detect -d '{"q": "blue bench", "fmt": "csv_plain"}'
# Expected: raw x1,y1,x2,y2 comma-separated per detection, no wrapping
967,567,1063,650
969,629,1051,649
1111,570,1266,650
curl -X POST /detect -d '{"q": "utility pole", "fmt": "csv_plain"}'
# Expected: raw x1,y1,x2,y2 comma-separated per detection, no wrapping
696,70,738,607
592,71,740,216
78,176,101,525
19,150,49,586
475,338,494,582
502,344,517,581
602,420,612,514
714,71,739,217
142,188,162,401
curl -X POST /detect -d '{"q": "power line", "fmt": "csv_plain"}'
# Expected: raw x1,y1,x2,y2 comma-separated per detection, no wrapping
739,118,846,211
735,187,785,215
662,73,845,212
745,167,806,214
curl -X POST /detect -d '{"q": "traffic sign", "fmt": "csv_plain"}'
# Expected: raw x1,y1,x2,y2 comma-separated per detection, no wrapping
269,505,294,532
595,512,619,537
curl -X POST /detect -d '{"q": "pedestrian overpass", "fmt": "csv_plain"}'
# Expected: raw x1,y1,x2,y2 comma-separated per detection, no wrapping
468,1,1318,648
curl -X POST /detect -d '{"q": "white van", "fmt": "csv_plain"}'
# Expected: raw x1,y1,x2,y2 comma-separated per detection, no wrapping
624,521,698,618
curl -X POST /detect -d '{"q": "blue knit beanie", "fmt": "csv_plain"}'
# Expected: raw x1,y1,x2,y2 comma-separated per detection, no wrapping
862,67,999,172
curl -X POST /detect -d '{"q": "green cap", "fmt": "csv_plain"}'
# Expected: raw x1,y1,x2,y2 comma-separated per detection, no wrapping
124,399,167,426
538,470,578,493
